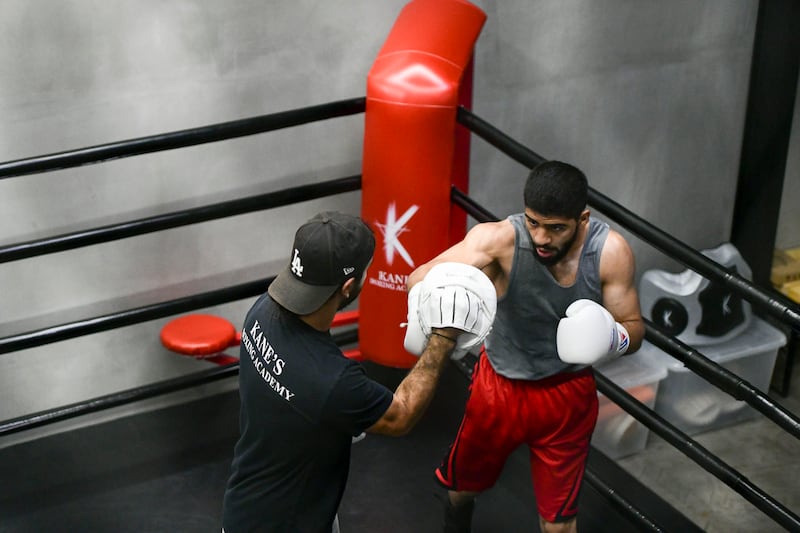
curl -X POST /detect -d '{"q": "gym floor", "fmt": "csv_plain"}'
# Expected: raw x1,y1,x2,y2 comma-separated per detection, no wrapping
616,356,800,533
0,360,707,533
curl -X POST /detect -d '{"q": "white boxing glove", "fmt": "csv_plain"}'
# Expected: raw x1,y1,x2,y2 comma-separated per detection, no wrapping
556,299,630,366
403,262,497,360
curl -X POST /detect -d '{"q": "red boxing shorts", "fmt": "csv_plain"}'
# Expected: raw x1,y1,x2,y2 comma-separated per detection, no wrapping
435,351,598,523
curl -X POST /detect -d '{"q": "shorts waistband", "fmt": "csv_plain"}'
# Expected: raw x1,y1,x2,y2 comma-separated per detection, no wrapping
529,367,593,387
478,350,594,388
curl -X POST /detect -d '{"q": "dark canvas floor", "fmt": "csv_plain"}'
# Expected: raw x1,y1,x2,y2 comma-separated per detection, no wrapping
0,361,700,533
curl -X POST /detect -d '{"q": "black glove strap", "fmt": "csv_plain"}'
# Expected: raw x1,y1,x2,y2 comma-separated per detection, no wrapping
430,331,457,343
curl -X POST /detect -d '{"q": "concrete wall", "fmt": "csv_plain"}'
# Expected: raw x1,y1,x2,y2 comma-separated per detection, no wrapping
0,1,773,429
0,0,407,430
469,1,760,277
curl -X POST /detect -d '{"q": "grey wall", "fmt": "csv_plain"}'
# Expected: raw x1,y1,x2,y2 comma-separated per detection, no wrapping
0,1,777,435
469,0,760,277
0,0,408,433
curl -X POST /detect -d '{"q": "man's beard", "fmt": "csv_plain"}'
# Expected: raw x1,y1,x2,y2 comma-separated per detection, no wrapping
532,229,578,266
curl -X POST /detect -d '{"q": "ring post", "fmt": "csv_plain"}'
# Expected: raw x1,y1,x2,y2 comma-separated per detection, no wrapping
359,0,486,367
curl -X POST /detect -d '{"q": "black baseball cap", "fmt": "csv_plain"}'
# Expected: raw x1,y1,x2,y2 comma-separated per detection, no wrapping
268,211,375,315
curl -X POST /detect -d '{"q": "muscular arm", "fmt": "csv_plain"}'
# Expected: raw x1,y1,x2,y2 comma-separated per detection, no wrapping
407,220,514,292
599,230,645,353
367,329,459,436
368,223,513,437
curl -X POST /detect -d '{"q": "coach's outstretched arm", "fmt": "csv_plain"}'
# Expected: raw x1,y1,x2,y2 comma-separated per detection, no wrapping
368,263,496,437
367,327,459,436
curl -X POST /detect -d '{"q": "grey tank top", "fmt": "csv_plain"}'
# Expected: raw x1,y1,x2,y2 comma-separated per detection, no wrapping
484,214,609,380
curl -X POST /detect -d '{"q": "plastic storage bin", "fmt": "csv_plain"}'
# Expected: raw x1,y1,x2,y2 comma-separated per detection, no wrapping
638,316,786,436
591,354,667,459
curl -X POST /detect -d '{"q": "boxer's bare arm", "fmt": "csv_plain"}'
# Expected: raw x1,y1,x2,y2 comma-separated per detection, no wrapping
368,223,513,437
599,230,644,353
367,328,458,436
407,220,514,291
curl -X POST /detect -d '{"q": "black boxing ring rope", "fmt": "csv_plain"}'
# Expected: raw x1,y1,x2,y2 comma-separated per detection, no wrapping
0,176,361,264
0,98,797,530
0,277,273,356
644,320,800,436
0,329,356,437
597,374,800,531
581,467,664,533
0,98,366,180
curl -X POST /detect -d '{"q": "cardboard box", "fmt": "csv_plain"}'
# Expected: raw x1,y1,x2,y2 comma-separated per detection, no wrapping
771,248,800,287
638,317,786,436
592,355,667,459
786,247,800,261
779,279,800,304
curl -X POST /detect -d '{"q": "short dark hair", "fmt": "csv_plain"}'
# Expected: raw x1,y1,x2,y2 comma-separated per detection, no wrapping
523,161,588,220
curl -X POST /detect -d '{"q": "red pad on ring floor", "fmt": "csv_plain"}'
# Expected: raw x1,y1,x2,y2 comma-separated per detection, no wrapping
160,314,238,356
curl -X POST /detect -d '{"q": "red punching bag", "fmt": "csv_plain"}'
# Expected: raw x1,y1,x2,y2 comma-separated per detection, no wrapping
359,0,486,368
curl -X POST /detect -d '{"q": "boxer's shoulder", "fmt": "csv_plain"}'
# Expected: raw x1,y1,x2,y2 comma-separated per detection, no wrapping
465,219,515,255
599,230,636,280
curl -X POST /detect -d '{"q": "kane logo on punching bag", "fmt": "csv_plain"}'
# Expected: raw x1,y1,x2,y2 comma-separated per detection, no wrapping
375,203,419,267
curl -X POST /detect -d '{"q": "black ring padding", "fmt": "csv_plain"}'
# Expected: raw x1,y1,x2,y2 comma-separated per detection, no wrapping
455,106,800,332
645,319,800,440
0,97,366,180
0,175,361,264
0,277,274,355
0,328,357,438
594,372,800,532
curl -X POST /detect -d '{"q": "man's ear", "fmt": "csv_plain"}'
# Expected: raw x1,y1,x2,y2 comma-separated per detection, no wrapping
341,277,357,298
579,208,590,225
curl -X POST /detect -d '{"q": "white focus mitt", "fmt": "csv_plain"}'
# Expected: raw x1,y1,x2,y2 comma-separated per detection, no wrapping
403,262,497,360
556,299,630,366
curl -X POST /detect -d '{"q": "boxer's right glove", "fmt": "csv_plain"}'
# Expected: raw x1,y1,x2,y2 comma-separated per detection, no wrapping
403,262,497,360
556,299,630,366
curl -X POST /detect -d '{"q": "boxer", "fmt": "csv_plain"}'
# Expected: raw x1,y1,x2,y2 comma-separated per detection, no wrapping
407,161,644,533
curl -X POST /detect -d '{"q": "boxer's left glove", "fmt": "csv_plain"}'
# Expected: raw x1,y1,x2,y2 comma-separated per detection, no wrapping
556,299,629,366
403,262,497,360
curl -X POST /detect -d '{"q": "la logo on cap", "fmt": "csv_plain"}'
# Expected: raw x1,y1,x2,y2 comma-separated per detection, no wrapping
291,249,304,277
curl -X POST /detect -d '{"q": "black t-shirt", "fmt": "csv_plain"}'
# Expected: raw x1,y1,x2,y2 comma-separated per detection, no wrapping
222,293,393,533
